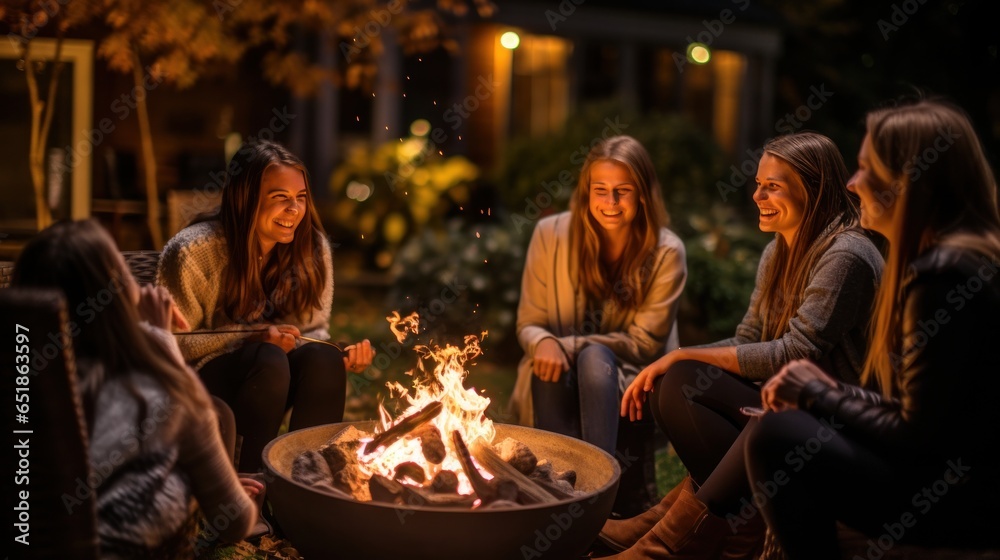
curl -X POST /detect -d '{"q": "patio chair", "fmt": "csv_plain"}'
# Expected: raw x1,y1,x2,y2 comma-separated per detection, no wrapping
2,288,99,559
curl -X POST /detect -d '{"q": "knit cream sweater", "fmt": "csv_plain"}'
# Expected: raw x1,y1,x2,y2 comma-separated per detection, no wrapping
510,212,687,426
157,221,333,369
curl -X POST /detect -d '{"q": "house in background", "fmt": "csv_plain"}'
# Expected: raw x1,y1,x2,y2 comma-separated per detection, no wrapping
0,0,781,256
292,0,782,185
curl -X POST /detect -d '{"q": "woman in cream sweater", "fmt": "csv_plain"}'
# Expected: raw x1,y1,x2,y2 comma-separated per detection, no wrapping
511,135,687,456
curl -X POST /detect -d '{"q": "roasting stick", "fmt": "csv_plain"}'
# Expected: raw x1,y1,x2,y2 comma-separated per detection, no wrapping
470,441,561,504
174,329,355,352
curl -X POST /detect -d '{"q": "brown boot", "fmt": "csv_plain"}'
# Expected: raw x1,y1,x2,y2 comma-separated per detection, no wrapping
603,483,728,559
598,476,695,552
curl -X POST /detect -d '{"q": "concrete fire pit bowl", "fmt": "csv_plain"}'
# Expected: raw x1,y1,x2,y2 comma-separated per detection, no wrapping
262,421,621,560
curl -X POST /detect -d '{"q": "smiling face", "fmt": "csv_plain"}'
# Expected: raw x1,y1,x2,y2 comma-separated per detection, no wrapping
753,153,808,245
847,134,897,237
255,164,307,257
588,160,640,241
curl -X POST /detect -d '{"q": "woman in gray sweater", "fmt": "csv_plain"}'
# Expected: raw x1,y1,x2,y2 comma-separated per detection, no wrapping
603,132,884,558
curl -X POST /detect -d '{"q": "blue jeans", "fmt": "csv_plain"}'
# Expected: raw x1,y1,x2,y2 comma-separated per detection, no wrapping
531,344,620,454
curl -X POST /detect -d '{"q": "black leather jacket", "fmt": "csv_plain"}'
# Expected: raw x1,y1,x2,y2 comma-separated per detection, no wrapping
799,245,1000,480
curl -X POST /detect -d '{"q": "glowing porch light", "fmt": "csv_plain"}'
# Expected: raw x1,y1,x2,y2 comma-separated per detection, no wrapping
500,31,520,50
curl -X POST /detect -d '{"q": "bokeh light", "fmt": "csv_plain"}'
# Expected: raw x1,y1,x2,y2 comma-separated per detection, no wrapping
500,31,520,50
687,43,711,64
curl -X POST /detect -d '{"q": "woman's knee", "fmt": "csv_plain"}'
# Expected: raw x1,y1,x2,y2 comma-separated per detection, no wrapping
745,410,818,474
656,359,723,398
245,342,292,387
576,344,617,387
292,342,344,370
290,344,346,391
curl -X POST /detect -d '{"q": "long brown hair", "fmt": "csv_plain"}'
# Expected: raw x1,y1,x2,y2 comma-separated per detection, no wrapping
570,135,671,309
211,141,328,324
861,100,1000,397
757,132,861,340
12,220,211,426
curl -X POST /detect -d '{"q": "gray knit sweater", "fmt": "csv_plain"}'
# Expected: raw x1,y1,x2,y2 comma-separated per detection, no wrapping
156,221,333,369
88,325,255,557
698,230,883,383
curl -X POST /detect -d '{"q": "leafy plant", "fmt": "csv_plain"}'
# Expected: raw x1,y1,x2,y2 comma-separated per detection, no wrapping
328,136,480,269
494,100,731,239
385,218,527,347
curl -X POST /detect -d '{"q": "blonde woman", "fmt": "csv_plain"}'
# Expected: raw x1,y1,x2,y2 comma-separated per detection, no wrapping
512,135,687,455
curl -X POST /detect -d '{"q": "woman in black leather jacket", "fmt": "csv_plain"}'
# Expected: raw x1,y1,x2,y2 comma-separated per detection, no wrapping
751,100,1000,558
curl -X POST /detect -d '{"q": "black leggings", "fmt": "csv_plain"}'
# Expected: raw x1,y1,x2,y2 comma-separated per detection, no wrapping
745,410,996,558
651,359,761,485
199,341,346,472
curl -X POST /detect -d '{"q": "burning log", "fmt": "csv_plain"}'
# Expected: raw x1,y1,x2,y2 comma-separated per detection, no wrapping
528,460,577,499
470,441,560,504
452,430,496,501
364,401,444,455
292,450,333,487
412,423,446,464
495,437,538,475
452,431,522,505
400,485,478,508
369,474,405,504
430,470,459,494
393,462,427,484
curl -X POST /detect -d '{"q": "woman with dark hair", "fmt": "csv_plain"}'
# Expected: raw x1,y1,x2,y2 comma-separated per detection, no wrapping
158,141,373,473
511,135,687,455
602,132,883,558
14,220,256,557
749,101,1000,558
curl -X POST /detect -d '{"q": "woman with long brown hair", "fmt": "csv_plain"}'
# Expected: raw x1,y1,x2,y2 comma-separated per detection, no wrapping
511,135,687,457
14,220,256,557
158,141,373,473
602,132,883,558
750,100,1000,558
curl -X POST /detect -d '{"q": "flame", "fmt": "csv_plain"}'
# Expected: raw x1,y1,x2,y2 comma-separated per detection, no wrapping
358,312,495,495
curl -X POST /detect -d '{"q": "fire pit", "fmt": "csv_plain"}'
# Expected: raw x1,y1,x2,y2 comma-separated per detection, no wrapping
263,421,620,560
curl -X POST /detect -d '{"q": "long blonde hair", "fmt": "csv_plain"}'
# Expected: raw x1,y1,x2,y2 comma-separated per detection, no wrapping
862,101,1000,397
13,220,211,427
757,133,861,340
570,135,670,309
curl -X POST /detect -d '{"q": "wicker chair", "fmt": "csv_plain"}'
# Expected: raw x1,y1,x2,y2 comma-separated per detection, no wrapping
0,261,13,289
0,252,160,289
121,251,162,286
2,288,99,559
